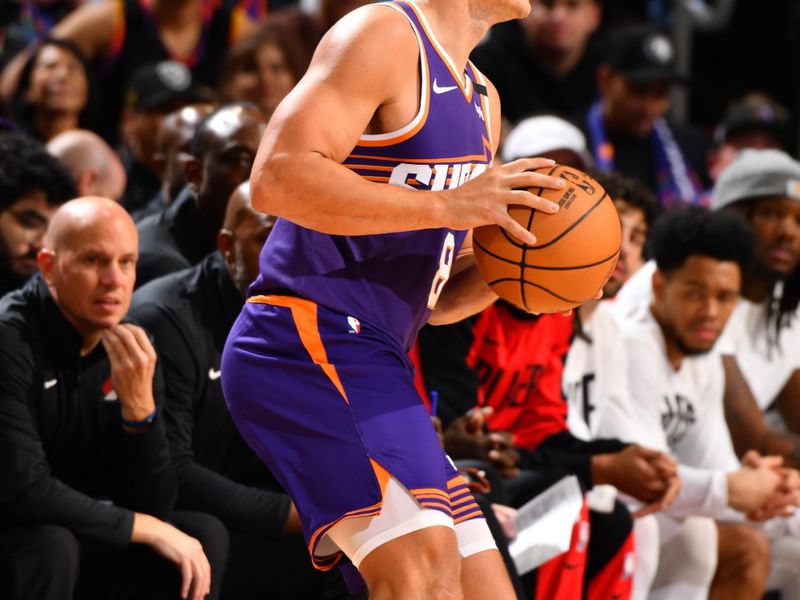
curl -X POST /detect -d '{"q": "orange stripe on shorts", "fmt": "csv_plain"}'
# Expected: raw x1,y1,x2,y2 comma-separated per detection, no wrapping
248,295,350,403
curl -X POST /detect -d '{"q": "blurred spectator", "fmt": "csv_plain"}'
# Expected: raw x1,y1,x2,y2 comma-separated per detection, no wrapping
597,207,800,600
560,172,662,599
46,129,127,202
269,0,374,73
564,171,657,440
0,197,224,600
119,60,211,213
1,0,256,140
136,102,267,287
0,132,75,297
9,38,98,142
0,0,86,71
708,92,793,183
220,27,299,118
615,150,800,474
472,0,602,124
712,150,800,437
131,183,353,599
133,102,215,222
501,114,593,169
582,25,709,208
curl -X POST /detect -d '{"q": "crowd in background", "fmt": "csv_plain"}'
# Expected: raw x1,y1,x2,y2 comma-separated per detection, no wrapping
2,1,800,599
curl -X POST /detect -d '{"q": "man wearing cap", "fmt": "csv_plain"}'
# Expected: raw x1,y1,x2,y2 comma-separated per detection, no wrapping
119,60,211,213
581,24,710,208
501,114,594,170
709,149,800,448
472,0,602,123
708,93,793,183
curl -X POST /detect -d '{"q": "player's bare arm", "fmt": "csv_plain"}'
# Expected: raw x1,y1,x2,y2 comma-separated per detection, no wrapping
722,355,800,469
772,369,800,435
250,4,564,243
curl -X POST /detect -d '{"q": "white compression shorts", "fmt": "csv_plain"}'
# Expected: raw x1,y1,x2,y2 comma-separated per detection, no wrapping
319,476,497,568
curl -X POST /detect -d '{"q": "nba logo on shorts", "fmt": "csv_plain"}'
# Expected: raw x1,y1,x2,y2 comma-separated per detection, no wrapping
347,316,361,334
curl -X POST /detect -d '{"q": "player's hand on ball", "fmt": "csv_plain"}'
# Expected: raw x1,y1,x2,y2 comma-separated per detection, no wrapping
440,157,564,245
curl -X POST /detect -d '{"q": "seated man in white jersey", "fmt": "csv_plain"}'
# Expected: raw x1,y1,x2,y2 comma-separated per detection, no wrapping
562,175,724,600
598,207,800,600
711,149,800,442
561,170,668,600
616,149,800,469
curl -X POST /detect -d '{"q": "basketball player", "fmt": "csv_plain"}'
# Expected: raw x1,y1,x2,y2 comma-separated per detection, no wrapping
599,207,800,600
615,149,800,469
221,1,568,598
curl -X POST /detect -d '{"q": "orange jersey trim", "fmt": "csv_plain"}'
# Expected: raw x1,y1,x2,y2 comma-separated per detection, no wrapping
398,0,473,102
348,152,490,165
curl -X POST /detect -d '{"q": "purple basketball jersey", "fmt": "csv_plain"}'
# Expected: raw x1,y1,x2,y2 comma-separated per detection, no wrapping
250,0,493,351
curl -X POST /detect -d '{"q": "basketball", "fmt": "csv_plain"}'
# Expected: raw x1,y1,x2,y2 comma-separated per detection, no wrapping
473,164,621,314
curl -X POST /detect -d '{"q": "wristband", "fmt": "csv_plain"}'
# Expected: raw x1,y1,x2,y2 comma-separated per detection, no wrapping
120,408,157,428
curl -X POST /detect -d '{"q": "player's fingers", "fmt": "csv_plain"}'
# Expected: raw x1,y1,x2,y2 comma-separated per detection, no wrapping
496,211,537,246
488,449,516,469
193,555,211,600
179,558,192,599
100,330,123,365
500,157,556,175
124,324,158,362
742,449,762,467
760,455,785,469
661,477,681,508
503,170,566,196
107,324,146,365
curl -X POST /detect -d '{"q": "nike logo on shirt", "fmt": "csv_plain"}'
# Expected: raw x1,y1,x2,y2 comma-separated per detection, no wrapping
432,78,458,94
44,378,57,390
208,368,222,381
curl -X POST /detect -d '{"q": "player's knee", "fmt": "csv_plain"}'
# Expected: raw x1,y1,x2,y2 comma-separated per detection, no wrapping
379,578,463,600
724,523,770,576
676,517,718,579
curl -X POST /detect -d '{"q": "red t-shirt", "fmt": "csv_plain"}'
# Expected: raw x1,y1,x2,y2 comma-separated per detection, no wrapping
467,304,573,450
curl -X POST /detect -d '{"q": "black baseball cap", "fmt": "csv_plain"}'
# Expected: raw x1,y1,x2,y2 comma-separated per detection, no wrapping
714,93,792,149
604,25,687,85
124,60,209,113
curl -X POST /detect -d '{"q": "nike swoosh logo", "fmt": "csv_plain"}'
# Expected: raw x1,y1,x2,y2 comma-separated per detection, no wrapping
432,78,458,94
44,378,57,390
208,368,221,381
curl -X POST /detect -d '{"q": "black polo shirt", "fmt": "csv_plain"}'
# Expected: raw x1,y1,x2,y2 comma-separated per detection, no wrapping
135,186,217,288
0,277,176,548
130,252,291,539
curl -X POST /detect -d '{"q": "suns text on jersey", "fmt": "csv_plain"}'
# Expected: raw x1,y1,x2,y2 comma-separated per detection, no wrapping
389,162,488,191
